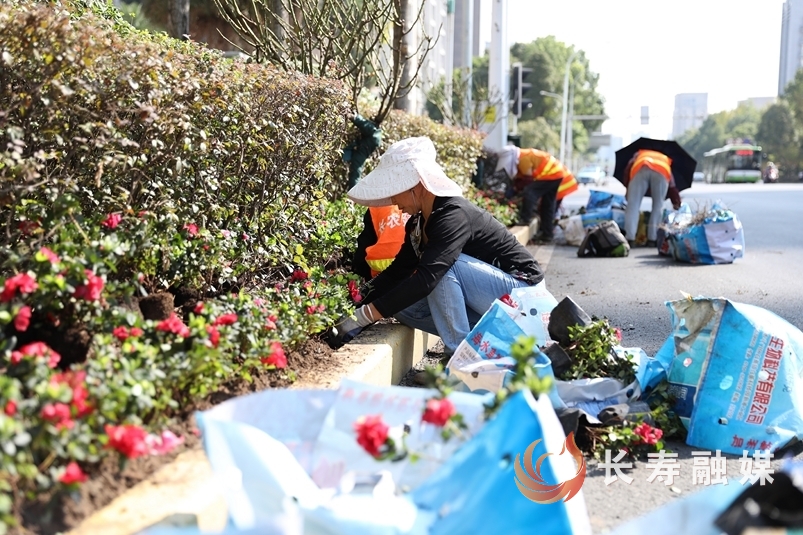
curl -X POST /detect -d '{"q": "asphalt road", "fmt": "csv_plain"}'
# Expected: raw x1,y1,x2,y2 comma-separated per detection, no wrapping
527,180,803,534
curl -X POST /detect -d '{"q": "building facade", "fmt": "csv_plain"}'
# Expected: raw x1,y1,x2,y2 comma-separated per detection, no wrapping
778,0,803,94
671,93,708,139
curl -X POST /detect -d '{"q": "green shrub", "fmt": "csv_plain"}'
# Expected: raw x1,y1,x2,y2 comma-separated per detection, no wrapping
0,0,351,290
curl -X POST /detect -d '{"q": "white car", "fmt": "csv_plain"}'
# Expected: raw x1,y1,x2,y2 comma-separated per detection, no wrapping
576,165,607,186
693,171,705,182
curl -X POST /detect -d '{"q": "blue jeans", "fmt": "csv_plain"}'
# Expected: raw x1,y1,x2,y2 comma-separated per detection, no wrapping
393,254,531,354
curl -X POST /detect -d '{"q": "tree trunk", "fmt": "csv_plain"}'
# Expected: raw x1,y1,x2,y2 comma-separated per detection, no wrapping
168,0,190,40
394,0,413,112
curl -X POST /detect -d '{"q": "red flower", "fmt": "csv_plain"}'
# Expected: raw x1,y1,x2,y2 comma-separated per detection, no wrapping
18,220,40,236
41,402,74,430
105,424,149,459
183,223,199,237
51,371,93,418
9,341,61,368
290,269,308,282
59,462,88,485
633,422,663,446
4,400,17,416
38,247,60,264
348,280,362,303
354,415,389,458
113,326,130,341
264,314,278,331
213,313,238,326
14,305,32,332
156,313,190,338
614,327,623,342
193,302,204,314
130,327,143,337
306,305,316,315
422,398,456,427
260,342,287,369
0,272,38,302
101,213,122,229
73,270,104,301
206,325,220,348
145,430,184,456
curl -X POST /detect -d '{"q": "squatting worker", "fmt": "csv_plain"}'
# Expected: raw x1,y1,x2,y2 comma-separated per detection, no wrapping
327,136,544,355
623,149,672,247
495,145,570,243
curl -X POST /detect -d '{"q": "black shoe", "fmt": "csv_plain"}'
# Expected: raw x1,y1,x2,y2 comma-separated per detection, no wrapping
529,233,553,245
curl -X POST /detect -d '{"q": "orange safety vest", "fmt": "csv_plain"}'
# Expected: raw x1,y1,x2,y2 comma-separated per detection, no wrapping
557,173,579,201
517,148,568,181
365,206,408,277
630,150,672,181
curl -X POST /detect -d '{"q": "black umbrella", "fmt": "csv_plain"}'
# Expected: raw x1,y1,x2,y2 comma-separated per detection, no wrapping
613,137,697,191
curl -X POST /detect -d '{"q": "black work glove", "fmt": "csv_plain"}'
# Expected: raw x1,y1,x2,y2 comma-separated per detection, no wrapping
326,306,374,350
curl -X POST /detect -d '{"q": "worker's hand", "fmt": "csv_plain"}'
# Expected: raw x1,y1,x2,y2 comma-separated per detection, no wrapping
325,306,375,350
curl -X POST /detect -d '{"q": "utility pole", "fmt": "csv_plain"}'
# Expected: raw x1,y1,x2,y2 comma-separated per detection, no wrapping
483,0,509,151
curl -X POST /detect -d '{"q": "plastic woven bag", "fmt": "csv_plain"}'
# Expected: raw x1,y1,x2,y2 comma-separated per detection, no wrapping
653,297,803,455
660,203,745,264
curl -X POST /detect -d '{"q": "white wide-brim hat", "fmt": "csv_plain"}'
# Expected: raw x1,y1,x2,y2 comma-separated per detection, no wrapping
494,145,520,179
347,137,463,207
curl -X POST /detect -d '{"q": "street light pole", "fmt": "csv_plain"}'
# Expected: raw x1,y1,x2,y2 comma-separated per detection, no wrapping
559,50,579,165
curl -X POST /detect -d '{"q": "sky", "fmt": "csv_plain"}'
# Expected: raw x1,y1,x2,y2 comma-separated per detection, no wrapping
480,0,786,143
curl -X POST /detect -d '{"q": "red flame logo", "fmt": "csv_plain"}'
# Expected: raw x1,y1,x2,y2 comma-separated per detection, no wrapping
514,432,586,504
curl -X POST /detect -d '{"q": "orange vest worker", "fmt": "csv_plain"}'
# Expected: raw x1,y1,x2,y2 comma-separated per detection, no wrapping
629,150,672,181
364,206,408,277
517,148,569,181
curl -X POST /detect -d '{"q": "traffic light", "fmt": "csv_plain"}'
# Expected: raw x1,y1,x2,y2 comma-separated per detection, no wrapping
510,62,533,118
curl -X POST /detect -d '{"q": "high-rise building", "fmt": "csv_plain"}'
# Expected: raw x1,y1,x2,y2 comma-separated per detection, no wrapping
671,93,708,139
778,0,803,94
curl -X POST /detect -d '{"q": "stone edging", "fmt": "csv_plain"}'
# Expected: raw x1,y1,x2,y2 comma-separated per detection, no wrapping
69,220,538,534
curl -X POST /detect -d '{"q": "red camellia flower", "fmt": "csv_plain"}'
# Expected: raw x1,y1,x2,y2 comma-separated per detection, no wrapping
105,424,150,459
206,325,220,348
9,341,61,368
51,370,93,418
260,341,287,369
4,400,17,416
14,305,32,332
18,220,40,236
213,313,238,326
264,314,278,331
193,301,204,314
614,327,623,342
59,461,88,485
306,305,316,315
353,415,389,458
633,422,663,446
113,326,130,341
347,280,362,303
422,398,456,427
41,402,74,430
101,213,123,229
183,223,199,237
290,269,308,282
156,313,190,338
0,272,38,302
38,247,60,264
73,270,104,301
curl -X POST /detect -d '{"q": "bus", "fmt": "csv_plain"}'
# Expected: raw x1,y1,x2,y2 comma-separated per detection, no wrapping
701,144,763,184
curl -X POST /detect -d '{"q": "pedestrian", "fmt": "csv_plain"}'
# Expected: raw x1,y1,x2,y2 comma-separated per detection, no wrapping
623,149,673,247
352,205,410,281
495,145,571,243
327,137,544,364
342,113,382,190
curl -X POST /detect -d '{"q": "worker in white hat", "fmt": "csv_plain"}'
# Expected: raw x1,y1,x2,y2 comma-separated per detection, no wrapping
327,137,544,358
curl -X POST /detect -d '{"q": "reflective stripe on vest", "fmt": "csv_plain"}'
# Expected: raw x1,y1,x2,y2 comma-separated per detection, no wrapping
557,173,579,201
365,206,408,278
631,150,672,181
518,148,567,181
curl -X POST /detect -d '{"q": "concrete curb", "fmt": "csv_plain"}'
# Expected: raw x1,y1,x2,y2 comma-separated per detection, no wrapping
69,219,538,535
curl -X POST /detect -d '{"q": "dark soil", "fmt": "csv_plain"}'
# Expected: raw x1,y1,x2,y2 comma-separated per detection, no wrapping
137,292,175,321
18,337,338,535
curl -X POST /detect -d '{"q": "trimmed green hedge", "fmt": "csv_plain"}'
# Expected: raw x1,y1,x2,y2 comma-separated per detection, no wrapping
1,0,351,291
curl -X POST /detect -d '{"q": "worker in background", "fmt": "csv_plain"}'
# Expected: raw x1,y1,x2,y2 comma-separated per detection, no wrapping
623,149,672,247
495,145,571,243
